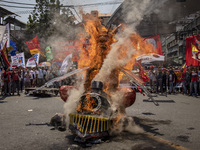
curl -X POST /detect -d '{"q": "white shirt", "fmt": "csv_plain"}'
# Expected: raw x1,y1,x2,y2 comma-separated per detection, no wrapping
38,68,44,79
38,69,46,79
29,70,34,79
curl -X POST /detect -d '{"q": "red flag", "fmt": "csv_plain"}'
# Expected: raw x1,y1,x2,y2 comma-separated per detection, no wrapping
136,60,149,82
186,34,200,66
145,34,163,55
0,41,10,69
26,36,46,57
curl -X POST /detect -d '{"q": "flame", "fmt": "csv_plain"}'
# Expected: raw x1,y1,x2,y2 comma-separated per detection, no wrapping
78,13,116,92
77,12,156,116
76,94,101,115
117,33,155,83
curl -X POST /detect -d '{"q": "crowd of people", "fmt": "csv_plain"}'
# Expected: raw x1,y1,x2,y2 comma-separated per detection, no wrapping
148,66,200,97
1,63,200,97
0,65,60,96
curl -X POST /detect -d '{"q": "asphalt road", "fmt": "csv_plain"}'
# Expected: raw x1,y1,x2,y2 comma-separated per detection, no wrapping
0,92,199,150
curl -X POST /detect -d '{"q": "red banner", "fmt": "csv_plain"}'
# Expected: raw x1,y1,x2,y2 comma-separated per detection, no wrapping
145,34,163,55
135,60,149,82
0,41,10,69
186,35,200,66
53,40,80,62
25,36,46,57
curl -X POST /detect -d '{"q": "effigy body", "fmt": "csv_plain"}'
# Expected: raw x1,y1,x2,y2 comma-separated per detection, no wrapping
59,12,156,142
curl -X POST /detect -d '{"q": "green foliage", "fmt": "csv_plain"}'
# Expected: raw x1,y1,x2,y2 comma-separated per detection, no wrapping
26,0,75,40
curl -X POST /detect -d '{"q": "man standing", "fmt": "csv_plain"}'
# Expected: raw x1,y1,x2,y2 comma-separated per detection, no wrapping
12,67,20,96
37,67,45,87
168,68,175,94
148,66,156,93
186,68,191,94
181,68,187,95
18,67,25,93
156,68,163,94
29,68,34,87
3,68,12,96
189,67,198,97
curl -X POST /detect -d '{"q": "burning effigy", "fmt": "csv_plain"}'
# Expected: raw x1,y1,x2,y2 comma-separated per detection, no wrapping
57,12,159,143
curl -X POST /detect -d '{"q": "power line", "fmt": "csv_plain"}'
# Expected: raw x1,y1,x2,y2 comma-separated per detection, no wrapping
0,0,122,7
62,2,122,7
0,4,34,9
1,1,123,14
0,0,36,5
0,1,122,8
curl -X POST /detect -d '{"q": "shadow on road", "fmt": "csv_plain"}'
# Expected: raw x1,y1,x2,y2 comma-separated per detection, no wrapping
143,99,175,103
25,122,51,126
133,116,171,136
0,95,7,101
142,112,155,115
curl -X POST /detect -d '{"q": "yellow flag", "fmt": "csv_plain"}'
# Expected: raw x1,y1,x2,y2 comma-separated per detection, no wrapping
30,48,41,55
192,44,199,53
7,46,13,51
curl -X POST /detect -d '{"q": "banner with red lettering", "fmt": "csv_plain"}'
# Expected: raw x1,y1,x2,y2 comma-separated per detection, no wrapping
186,34,200,66
145,34,163,55
26,53,40,67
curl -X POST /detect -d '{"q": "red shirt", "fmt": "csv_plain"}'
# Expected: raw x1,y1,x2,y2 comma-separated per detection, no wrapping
12,71,19,81
191,71,198,81
3,71,11,82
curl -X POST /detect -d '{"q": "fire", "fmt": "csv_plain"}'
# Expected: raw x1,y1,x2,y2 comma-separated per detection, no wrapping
77,95,97,113
77,12,155,115
117,33,155,83
78,13,116,92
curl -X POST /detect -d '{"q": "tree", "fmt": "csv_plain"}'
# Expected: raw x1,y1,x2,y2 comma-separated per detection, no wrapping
26,0,76,61
26,0,75,41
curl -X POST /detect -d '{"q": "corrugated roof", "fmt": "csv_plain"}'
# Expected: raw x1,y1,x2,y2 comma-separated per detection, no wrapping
4,16,26,28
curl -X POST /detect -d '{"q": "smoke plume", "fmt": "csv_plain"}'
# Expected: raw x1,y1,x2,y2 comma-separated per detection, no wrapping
95,0,152,83
63,83,85,126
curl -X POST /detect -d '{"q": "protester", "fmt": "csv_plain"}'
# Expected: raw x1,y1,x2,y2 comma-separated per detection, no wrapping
24,70,31,88
162,68,167,92
0,68,4,95
37,67,45,87
148,66,156,93
19,67,25,92
29,67,35,87
181,68,187,95
33,67,38,87
198,67,200,94
173,67,177,93
3,68,12,96
186,67,191,94
156,67,163,94
12,68,20,96
45,68,50,82
189,67,198,97
168,68,175,94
